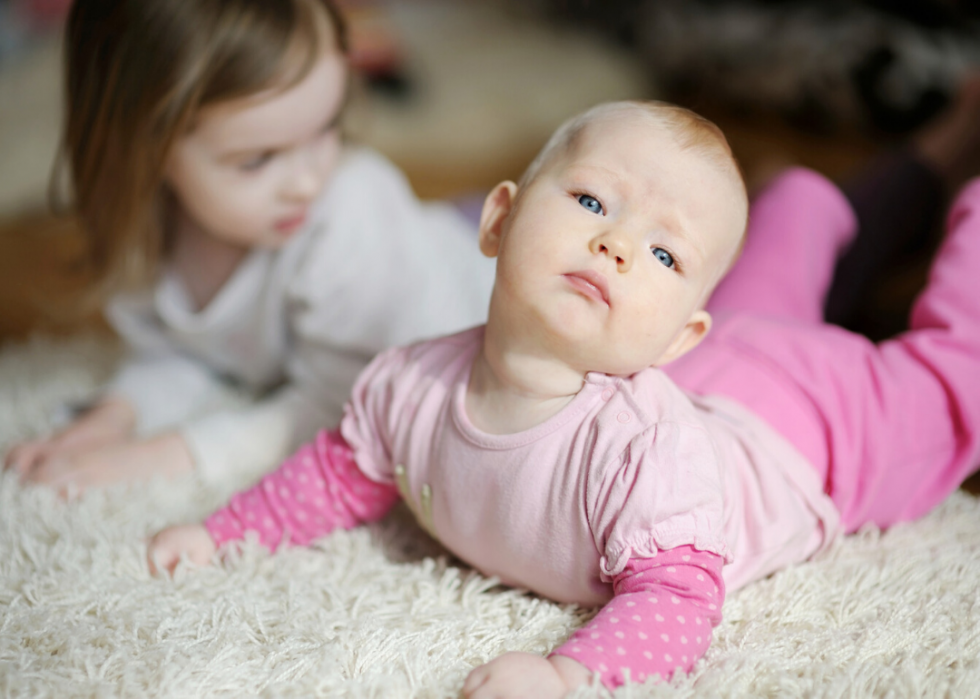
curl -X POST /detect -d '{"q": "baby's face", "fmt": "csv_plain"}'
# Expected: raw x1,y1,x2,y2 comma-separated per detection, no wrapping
481,112,746,377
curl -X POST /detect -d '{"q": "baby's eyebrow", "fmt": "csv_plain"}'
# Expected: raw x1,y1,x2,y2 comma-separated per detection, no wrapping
565,165,629,198
567,164,622,183
664,224,711,274
565,163,709,264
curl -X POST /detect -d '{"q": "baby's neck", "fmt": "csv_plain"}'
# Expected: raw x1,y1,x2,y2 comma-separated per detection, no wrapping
465,329,586,435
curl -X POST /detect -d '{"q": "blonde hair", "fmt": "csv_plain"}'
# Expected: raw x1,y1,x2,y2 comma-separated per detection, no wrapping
523,100,743,186
56,0,348,310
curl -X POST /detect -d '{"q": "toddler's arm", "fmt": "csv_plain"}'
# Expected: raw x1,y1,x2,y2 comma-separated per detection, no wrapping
208,427,398,550
148,428,399,573
106,296,290,484
205,427,399,550
180,382,337,486
550,545,725,688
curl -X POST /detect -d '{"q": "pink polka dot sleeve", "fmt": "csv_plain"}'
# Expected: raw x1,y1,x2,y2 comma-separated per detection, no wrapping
204,428,400,551
550,545,725,688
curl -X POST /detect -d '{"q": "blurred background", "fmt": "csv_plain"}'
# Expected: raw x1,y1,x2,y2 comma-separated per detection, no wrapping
2,0,980,342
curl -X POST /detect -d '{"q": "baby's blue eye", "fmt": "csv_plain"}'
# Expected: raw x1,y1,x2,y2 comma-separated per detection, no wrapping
577,194,603,215
652,247,674,268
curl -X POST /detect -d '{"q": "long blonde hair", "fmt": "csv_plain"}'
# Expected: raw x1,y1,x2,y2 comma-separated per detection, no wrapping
56,0,348,309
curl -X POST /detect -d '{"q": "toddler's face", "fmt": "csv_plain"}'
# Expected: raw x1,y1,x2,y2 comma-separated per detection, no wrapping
164,49,347,249
481,113,746,376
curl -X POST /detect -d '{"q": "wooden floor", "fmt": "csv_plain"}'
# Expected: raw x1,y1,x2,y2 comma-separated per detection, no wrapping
0,212,109,341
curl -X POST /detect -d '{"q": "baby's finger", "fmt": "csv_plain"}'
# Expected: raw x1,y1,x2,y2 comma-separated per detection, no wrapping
147,530,179,576
147,545,178,577
460,665,490,697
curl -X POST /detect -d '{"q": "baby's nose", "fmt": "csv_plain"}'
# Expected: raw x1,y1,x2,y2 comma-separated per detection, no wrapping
595,231,633,271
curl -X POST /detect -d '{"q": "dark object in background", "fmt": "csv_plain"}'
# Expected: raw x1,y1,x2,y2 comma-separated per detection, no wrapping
852,45,950,134
541,0,980,136
862,0,980,28
828,150,946,337
533,0,978,339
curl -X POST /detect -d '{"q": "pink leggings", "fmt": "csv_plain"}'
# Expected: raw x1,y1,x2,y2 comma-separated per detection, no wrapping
665,168,980,532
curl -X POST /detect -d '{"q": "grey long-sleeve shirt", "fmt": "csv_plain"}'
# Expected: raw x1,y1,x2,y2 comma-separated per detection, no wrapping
105,147,495,484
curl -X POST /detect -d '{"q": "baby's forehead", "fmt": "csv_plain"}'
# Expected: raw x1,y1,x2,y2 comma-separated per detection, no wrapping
564,113,666,159
570,112,723,172
571,115,743,202
570,114,746,254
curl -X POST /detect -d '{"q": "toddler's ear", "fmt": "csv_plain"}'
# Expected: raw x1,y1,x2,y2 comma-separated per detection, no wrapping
478,181,518,258
656,310,712,366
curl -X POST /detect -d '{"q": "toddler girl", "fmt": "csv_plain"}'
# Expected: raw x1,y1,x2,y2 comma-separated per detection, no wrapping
3,0,494,490
148,101,980,696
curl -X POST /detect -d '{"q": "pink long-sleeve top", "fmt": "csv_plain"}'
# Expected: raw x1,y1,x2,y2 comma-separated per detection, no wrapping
206,326,839,687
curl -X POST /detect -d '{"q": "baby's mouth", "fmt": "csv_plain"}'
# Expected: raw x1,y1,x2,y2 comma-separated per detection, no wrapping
563,270,610,306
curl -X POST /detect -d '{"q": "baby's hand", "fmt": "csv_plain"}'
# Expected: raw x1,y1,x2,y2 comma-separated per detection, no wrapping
462,652,591,699
147,523,217,576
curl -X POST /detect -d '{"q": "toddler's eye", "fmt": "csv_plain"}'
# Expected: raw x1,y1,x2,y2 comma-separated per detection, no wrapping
577,194,603,215
652,247,674,268
239,152,273,172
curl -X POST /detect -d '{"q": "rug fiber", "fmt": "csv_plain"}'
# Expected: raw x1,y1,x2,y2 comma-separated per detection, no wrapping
2,335,980,698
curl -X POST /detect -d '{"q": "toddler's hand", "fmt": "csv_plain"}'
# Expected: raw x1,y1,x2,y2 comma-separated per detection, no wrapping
147,523,217,576
4,396,136,477
4,438,57,477
15,432,194,492
462,651,590,699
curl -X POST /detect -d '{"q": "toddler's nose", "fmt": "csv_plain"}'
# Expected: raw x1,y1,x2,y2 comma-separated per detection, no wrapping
282,154,323,202
591,229,634,272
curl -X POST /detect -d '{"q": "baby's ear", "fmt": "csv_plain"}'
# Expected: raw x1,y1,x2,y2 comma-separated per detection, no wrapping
656,310,712,366
478,181,518,258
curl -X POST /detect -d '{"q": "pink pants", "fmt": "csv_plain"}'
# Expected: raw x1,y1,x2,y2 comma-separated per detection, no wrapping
665,168,980,532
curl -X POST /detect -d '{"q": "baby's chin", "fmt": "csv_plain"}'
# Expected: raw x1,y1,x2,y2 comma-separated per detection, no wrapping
576,355,661,379
505,322,661,378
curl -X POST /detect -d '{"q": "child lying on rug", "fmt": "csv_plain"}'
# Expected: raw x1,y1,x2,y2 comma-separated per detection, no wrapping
3,0,492,490
148,100,980,696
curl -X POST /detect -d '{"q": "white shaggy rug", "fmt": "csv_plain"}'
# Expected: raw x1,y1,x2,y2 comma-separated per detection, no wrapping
3,335,980,698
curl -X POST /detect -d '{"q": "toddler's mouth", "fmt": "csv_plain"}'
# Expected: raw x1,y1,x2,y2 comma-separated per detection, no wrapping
275,212,308,233
563,270,610,305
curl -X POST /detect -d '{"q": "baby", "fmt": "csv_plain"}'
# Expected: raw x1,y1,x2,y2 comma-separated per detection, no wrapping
148,101,980,696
